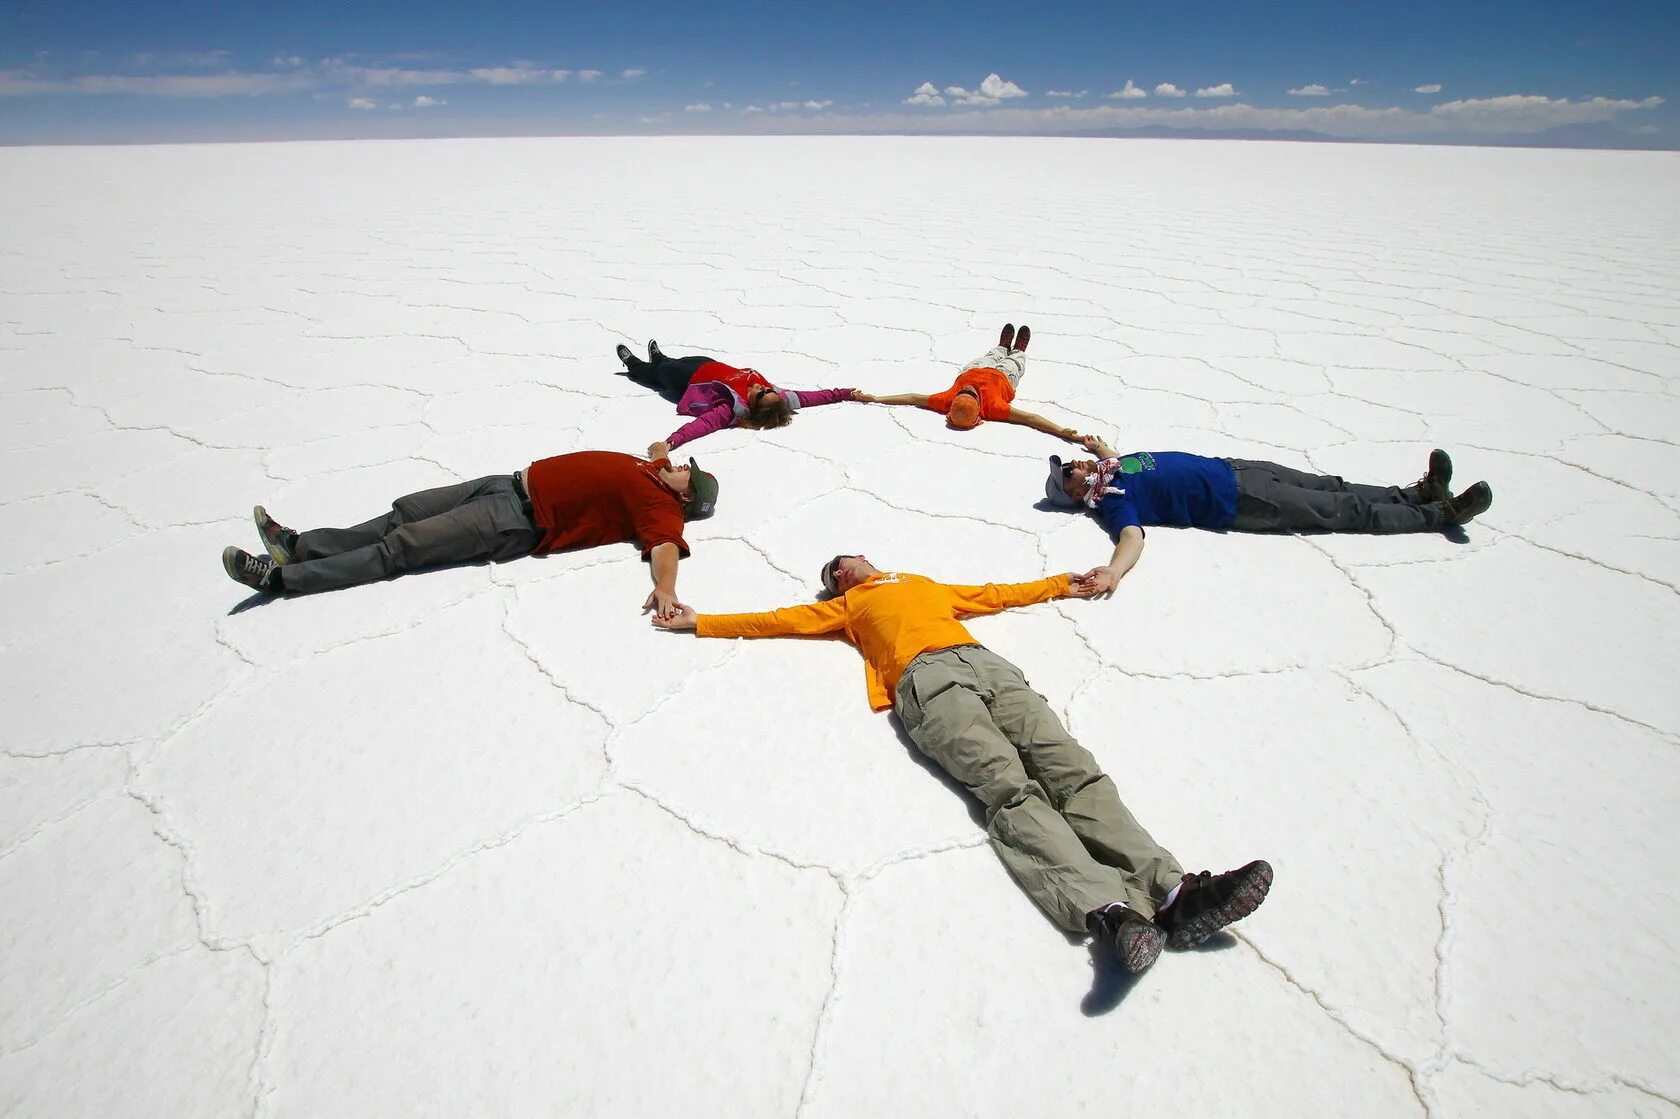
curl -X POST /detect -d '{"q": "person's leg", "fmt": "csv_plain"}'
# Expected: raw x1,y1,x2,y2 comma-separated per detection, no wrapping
280,477,538,593
894,649,1135,934
972,647,1183,915
623,354,711,398
1228,460,1445,534
957,345,1014,377
292,477,493,560
1240,458,1412,505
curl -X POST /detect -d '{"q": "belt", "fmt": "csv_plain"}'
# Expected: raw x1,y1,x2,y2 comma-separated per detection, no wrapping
512,470,534,516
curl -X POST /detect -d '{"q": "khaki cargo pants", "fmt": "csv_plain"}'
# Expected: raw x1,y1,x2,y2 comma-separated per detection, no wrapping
894,645,1182,933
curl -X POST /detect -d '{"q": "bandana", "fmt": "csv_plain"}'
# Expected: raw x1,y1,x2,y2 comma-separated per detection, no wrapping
1080,457,1127,508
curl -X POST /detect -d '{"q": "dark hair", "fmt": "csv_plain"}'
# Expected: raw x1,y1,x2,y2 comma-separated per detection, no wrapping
742,392,794,430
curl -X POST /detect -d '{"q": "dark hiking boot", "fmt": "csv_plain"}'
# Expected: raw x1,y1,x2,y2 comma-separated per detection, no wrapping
1155,860,1273,949
615,343,642,371
222,547,281,594
999,323,1016,350
1087,904,1166,974
1445,481,1493,526
253,505,297,566
647,339,667,363
1413,448,1453,504
1012,324,1030,353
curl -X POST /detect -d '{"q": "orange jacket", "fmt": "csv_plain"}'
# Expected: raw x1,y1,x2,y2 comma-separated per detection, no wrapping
925,367,1016,421
696,571,1072,710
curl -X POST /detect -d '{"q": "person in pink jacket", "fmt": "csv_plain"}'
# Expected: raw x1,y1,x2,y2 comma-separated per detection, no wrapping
615,339,860,449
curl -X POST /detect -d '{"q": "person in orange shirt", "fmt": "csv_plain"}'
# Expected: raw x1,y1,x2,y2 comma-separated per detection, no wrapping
653,553,1272,975
855,325,1086,444
220,443,716,617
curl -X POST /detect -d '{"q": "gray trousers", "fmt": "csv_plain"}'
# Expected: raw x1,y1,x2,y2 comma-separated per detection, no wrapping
894,645,1183,933
1228,458,1445,534
279,475,540,594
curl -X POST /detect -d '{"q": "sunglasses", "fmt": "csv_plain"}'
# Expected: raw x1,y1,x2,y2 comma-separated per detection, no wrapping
825,555,860,587
1061,463,1077,479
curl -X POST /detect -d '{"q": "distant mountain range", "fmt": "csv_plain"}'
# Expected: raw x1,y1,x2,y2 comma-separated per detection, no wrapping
1062,120,1678,151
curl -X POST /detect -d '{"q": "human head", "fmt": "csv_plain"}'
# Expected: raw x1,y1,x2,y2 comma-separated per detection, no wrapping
1044,455,1096,509
820,553,877,596
946,387,982,430
661,457,720,519
743,386,794,430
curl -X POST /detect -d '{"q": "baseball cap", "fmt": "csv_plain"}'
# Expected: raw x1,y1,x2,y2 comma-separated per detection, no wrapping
685,457,719,519
1044,454,1082,509
946,392,982,430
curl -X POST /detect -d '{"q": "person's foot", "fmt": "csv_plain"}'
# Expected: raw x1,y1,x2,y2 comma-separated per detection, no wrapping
1444,481,1493,525
1155,860,1272,949
999,323,1016,350
1087,904,1166,974
1012,324,1030,353
647,339,667,363
253,505,297,565
615,343,642,371
1414,448,1453,504
222,546,282,594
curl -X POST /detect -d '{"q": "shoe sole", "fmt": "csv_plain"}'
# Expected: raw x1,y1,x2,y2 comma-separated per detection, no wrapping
253,505,293,565
1119,922,1166,974
1166,860,1273,950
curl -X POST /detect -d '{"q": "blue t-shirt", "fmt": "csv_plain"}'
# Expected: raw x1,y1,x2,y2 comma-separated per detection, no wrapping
1092,451,1239,536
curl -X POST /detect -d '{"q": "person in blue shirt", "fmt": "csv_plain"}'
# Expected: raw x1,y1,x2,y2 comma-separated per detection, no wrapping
1044,435,1493,593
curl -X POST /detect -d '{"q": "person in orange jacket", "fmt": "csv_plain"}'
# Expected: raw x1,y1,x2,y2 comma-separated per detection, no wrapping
652,553,1271,974
856,324,1087,443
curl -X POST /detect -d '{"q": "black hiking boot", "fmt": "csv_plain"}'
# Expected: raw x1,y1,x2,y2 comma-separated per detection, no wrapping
1413,448,1453,504
1087,904,1166,974
999,323,1016,350
1155,860,1273,949
1444,481,1493,525
222,547,281,594
647,339,667,363
615,343,643,371
253,505,297,565
1012,324,1030,353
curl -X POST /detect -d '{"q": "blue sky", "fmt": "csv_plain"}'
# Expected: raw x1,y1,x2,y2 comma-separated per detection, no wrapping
2,0,1675,145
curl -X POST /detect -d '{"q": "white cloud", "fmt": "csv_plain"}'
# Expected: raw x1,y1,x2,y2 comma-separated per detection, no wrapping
1350,77,1369,86
1046,89,1087,99
387,102,401,110
1195,83,1237,98
1415,83,1442,94
1288,84,1330,96
1110,80,1147,100
621,68,646,80
684,102,712,112
413,95,445,107
802,99,832,110
979,73,1027,100
903,81,946,107
1154,82,1186,97
774,100,801,110
578,70,602,82
743,104,764,113
347,97,376,110
469,66,545,85
551,70,572,82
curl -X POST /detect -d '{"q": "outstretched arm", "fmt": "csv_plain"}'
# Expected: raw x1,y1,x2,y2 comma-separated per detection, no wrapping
1002,405,1082,443
853,391,931,407
666,403,737,449
642,542,683,620
1080,432,1118,458
1073,525,1145,596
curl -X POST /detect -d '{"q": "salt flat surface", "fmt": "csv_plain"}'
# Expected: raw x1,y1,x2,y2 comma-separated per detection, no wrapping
2,136,1678,1117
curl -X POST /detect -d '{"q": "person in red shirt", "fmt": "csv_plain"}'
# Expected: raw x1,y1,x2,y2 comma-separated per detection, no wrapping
219,444,717,617
856,324,1087,444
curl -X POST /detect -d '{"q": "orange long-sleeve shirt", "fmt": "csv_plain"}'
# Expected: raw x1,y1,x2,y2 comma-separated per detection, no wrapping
695,571,1072,711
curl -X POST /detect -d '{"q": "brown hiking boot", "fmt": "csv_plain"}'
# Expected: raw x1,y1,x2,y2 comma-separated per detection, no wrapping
1444,481,1493,525
1414,448,1453,504
1155,860,1272,949
1012,324,1030,353
1087,904,1166,974
999,323,1015,350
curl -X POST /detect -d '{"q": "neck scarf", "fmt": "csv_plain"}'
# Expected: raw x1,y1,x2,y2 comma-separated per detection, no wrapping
1081,457,1127,508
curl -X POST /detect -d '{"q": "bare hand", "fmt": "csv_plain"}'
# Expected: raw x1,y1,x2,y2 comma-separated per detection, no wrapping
643,588,682,620
852,390,876,403
1078,433,1105,454
647,440,672,461
652,604,698,631
1070,566,1122,598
